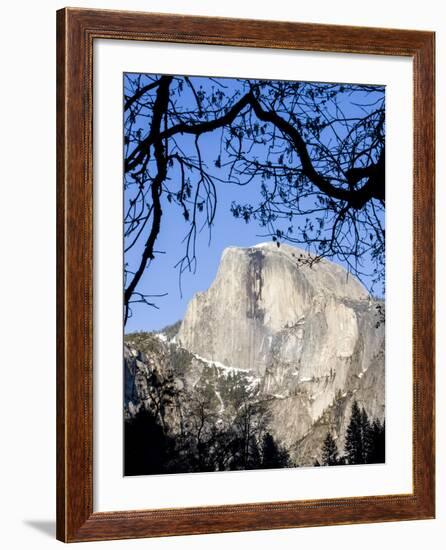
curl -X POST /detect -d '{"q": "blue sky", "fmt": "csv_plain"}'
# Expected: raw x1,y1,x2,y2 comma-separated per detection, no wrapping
124,74,385,333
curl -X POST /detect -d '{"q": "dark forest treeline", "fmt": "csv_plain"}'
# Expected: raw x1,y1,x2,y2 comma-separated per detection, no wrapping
317,400,385,467
125,405,290,475
125,395,384,475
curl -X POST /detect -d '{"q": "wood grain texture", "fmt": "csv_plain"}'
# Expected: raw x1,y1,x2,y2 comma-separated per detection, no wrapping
56,7,435,543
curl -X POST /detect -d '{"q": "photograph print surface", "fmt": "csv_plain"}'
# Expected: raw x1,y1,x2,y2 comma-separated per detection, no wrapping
123,73,385,476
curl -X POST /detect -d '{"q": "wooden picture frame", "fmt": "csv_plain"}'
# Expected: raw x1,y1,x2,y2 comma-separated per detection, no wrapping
56,7,435,542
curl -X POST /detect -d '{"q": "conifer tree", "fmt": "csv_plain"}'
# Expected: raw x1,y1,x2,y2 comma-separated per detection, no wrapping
321,432,339,466
345,400,364,464
368,419,385,463
361,408,373,462
344,401,383,464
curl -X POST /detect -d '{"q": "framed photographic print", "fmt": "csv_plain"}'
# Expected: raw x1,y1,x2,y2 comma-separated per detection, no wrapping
56,8,435,542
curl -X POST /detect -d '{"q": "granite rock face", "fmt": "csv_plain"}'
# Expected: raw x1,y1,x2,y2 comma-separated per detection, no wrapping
177,243,384,463
127,242,385,466
178,243,368,374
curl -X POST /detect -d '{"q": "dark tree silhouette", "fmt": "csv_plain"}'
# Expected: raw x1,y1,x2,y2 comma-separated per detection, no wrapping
261,432,290,469
321,431,339,466
123,74,385,323
368,419,386,463
344,400,365,464
343,401,384,465
361,407,374,462
124,408,174,475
